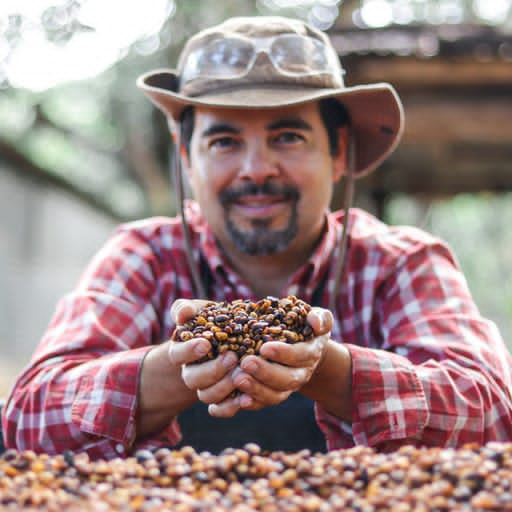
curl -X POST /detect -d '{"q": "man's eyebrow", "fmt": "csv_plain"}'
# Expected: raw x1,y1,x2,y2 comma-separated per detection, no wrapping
267,118,313,131
201,123,240,138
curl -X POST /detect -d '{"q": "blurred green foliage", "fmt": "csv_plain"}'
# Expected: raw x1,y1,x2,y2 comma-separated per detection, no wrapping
387,193,512,347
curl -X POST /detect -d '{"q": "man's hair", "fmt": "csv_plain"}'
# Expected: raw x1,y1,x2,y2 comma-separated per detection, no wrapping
179,98,350,158
318,98,350,156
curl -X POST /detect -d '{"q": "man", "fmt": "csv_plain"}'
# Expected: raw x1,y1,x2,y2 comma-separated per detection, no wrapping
3,16,511,459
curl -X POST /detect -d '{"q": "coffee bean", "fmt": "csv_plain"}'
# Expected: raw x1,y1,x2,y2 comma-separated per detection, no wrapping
172,296,314,362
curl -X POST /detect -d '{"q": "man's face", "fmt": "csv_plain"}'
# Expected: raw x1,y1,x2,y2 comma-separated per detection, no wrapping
184,102,346,257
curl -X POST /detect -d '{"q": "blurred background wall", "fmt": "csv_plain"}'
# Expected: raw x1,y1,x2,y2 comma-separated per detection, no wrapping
0,0,511,396
0,164,116,395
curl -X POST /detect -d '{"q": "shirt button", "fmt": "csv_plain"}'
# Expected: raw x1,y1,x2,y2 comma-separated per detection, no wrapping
115,443,125,454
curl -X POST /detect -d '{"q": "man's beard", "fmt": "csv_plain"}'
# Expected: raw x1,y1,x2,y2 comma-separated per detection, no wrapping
220,182,300,256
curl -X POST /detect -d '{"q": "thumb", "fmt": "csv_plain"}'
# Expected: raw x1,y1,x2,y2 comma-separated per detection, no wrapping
307,307,333,336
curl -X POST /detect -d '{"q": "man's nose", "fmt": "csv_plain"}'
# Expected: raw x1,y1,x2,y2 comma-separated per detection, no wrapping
239,141,280,183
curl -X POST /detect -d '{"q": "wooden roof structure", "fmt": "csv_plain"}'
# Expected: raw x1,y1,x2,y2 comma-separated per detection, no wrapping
328,24,512,209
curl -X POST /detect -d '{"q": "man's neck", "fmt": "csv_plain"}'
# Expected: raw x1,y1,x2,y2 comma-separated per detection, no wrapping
214,216,328,298
236,259,295,298
223,243,314,298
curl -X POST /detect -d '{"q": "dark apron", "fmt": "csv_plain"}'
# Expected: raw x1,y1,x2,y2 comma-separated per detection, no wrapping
176,392,325,453
176,259,327,454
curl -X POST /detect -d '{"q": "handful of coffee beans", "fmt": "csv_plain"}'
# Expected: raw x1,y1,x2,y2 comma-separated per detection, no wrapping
172,295,314,362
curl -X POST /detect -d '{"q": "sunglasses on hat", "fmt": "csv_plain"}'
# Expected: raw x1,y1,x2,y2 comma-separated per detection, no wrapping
180,33,343,86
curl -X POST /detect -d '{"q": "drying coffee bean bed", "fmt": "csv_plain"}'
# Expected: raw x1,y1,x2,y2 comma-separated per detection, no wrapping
0,442,511,511
172,296,315,362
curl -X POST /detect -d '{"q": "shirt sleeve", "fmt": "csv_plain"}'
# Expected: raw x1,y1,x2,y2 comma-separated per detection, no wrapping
2,227,182,459
318,235,512,450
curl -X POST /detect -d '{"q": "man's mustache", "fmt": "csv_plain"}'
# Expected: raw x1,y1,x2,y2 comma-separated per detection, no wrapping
220,182,300,205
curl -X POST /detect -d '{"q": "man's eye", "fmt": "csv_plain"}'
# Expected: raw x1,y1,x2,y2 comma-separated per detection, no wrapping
209,136,238,149
275,132,304,144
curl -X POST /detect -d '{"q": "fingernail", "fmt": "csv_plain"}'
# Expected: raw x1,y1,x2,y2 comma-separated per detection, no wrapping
241,360,258,373
240,394,253,408
262,348,275,360
222,352,238,369
194,342,209,357
232,368,249,388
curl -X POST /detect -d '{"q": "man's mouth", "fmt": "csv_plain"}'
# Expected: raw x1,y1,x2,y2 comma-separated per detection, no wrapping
220,183,300,219
232,194,290,218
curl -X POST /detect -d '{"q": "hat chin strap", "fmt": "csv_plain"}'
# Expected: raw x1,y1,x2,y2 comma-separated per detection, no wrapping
329,133,355,313
174,130,207,298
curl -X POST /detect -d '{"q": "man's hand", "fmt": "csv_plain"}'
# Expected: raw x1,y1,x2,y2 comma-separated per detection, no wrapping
168,300,352,424
207,307,334,418
169,299,239,405
137,298,239,439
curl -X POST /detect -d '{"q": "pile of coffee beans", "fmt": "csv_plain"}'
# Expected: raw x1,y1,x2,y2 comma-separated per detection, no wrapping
0,442,511,511
172,296,314,362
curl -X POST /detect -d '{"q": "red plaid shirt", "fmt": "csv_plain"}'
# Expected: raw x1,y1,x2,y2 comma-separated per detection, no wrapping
3,202,512,459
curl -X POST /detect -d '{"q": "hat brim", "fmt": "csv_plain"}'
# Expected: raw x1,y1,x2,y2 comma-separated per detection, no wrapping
137,69,404,178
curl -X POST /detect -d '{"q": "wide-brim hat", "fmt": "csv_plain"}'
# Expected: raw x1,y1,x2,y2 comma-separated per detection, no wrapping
137,16,404,178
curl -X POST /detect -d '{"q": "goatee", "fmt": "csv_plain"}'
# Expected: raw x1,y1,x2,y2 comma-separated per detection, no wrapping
220,182,300,256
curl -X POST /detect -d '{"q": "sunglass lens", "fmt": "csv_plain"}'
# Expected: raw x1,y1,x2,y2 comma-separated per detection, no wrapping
271,35,330,74
200,39,253,78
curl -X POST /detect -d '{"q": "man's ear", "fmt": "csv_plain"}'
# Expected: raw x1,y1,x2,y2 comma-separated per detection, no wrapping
332,125,349,182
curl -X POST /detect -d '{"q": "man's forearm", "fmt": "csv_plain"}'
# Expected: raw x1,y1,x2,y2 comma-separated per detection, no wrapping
136,342,197,438
300,339,353,423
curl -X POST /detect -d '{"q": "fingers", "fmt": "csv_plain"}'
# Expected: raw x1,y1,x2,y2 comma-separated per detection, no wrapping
307,307,333,336
196,369,238,405
170,302,334,418
181,350,238,389
237,357,307,395
208,393,266,417
258,336,326,369
255,306,331,370
233,363,294,402
229,312,332,408
170,299,211,324
168,336,211,366
208,395,242,418
206,354,304,416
